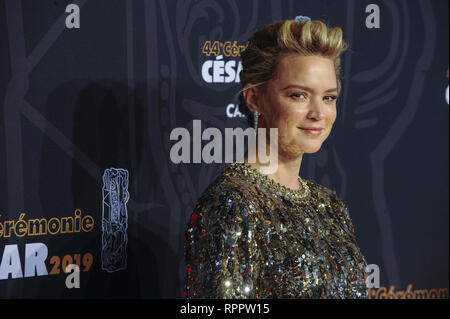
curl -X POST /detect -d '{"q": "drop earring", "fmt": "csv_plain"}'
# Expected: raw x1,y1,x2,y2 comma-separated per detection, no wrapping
253,111,258,132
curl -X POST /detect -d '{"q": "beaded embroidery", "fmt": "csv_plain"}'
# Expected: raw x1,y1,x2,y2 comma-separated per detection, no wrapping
184,162,368,299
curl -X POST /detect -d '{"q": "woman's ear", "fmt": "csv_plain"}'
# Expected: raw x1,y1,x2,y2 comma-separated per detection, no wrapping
243,85,263,114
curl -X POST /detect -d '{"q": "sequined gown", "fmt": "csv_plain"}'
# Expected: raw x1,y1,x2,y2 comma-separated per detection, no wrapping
184,162,368,298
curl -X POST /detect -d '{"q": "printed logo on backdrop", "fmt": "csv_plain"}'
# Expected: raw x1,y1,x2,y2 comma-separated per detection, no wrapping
368,285,448,299
201,41,247,119
101,168,129,273
0,210,94,281
0,167,130,284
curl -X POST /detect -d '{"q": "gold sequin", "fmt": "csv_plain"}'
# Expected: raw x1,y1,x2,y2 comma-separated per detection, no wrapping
184,162,368,298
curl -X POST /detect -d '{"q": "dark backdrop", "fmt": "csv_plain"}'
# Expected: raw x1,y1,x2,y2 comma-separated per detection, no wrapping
0,0,448,298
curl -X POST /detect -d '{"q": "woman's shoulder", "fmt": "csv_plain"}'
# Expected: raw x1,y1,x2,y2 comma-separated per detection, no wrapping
303,178,340,201
303,178,351,218
196,164,256,204
189,167,256,228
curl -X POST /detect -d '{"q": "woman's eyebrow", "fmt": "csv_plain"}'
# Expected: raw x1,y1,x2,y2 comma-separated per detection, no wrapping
281,84,338,93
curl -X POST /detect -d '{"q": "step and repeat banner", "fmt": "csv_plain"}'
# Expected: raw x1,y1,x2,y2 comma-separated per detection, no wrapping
0,0,448,298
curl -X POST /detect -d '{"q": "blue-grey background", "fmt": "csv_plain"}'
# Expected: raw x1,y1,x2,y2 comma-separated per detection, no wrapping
0,0,448,298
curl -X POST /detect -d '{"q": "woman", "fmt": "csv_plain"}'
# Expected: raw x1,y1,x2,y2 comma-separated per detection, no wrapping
184,16,368,299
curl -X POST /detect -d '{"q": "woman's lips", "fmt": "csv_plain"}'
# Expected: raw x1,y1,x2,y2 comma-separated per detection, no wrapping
298,127,323,136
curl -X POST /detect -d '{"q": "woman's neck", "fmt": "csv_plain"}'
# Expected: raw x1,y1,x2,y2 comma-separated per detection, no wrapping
242,151,303,191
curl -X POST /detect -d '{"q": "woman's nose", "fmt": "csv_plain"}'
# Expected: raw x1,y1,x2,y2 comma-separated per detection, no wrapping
307,98,325,120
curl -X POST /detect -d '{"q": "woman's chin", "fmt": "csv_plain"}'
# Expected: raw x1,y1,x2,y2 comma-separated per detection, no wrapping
277,142,323,158
301,143,323,154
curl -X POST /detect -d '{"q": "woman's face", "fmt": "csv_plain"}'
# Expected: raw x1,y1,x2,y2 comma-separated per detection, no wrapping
260,54,338,158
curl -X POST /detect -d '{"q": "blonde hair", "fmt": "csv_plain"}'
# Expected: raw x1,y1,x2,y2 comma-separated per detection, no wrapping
238,18,348,127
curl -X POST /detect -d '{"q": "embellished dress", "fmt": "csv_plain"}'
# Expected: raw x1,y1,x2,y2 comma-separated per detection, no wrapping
184,162,368,298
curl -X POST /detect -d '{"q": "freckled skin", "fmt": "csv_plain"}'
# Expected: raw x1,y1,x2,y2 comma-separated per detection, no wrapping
256,55,338,159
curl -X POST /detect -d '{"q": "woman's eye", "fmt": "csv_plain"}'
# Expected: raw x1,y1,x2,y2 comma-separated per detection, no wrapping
325,95,337,102
291,93,337,102
291,92,307,99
